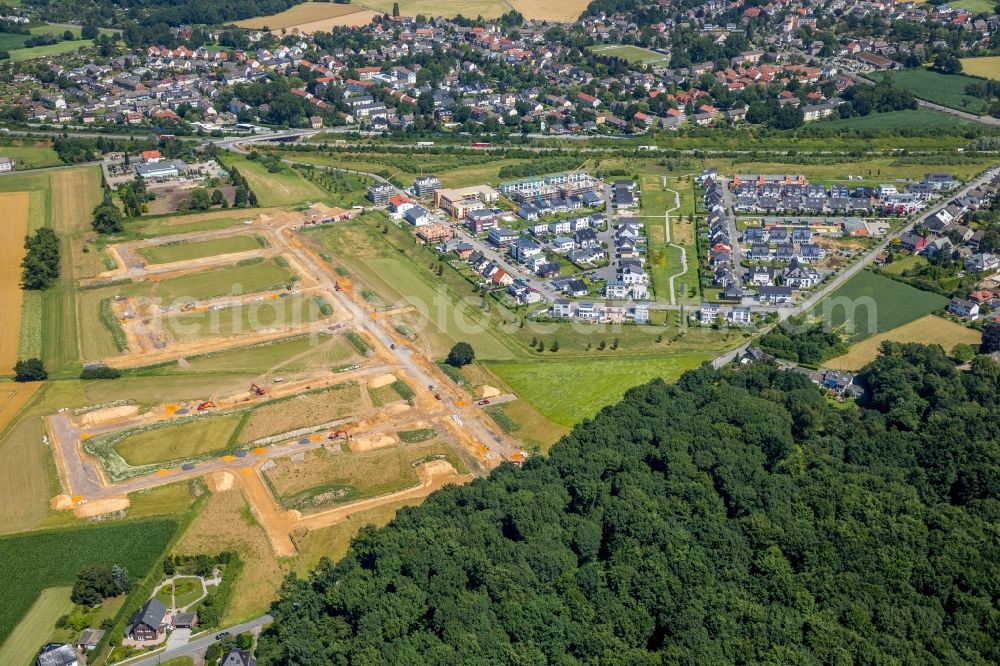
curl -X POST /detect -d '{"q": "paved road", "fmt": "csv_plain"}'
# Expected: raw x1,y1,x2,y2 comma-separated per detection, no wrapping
124,615,272,666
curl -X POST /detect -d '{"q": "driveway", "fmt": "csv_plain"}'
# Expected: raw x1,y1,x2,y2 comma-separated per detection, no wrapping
165,628,191,651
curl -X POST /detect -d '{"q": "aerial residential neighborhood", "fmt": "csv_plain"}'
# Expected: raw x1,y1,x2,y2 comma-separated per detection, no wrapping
0,0,998,664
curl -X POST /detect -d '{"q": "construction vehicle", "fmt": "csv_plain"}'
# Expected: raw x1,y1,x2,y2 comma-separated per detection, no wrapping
328,429,350,441
250,383,266,396
334,282,342,292
196,401,215,411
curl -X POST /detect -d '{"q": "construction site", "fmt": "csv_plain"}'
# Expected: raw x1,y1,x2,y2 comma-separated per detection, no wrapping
46,200,524,557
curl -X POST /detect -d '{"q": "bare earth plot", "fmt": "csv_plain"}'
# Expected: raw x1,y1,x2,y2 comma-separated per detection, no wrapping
234,3,376,33
825,315,982,371
0,192,29,374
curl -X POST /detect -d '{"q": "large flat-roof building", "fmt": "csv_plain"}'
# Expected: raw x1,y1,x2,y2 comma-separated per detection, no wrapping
135,159,187,180
434,185,499,219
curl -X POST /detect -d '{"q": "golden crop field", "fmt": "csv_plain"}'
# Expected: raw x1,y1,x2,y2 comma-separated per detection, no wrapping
960,57,1000,81
361,0,510,19
235,2,376,32
508,0,590,21
825,315,982,371
0,192,29,375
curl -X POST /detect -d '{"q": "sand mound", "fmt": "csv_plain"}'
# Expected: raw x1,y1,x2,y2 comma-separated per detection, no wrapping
368,373,397,389
209,471,234,492
74,497,130,518
418,459,458,479
77,404,139,426
350,433,396,452
388,403,411,414
50,495,74,510
476,385,501,399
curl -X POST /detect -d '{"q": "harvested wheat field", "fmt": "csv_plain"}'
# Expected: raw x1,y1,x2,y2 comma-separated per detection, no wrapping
508,0,590,21
175,482,287,621
0,381,39,434
281,10,378,33
0,192,29,374
237,383,366,444
825,315,982,371
235,3,376,32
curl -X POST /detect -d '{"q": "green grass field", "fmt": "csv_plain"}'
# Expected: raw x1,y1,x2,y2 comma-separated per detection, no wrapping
114,415,243,466
948,0,996,12
810,271,948,343
147,333,358,376
9,38,95,61
875,69,990,113
489,354,713,426
131,211,269,238
0,520,177,646
880,254,928,275
0,587,74,666
588,44,668,66
225,155,327,207
820,108,981,131
0,141,62,169
137,235,265,264
164,294,330,343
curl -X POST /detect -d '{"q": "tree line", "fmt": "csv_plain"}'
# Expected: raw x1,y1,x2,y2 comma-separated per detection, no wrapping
256,344,1000,664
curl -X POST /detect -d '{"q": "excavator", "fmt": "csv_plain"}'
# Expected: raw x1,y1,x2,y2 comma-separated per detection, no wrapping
250,383,266,396
196,400,215,411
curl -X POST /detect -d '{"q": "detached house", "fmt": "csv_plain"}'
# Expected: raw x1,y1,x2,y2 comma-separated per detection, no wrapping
126,599,166,642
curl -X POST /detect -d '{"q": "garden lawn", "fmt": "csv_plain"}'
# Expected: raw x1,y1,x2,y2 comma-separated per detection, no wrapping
488,354,713,426
0,520,177,645
809,271,948,343
113,414,244,466
874,69,989,113
137,235,264,264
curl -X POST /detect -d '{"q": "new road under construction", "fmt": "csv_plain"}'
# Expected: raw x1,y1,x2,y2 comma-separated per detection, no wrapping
45,201,523,556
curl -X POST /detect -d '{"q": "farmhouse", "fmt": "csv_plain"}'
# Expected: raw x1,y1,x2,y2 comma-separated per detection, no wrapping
0,156,15,172
125,598,167,641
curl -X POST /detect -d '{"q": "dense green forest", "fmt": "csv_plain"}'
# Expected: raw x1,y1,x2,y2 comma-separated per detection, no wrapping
257,344,999,665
